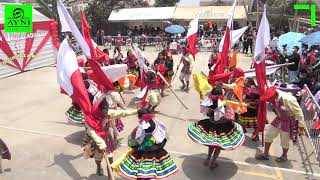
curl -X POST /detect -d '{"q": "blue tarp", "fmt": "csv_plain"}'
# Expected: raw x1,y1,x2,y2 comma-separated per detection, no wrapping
300,31,320,46
277,32,305,56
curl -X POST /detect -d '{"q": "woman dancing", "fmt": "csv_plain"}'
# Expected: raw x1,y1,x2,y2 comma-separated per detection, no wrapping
188,86,245,169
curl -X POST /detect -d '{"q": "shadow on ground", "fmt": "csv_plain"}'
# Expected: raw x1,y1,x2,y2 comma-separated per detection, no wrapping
181,153,238,180
48,153,83,179
242,134,264,149
64,131,85,145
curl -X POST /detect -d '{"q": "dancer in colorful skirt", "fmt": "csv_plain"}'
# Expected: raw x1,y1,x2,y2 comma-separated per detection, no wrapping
188,86,245,169
238,78,260,141
153,52,166,97
82,97,137,177
65,73,98,124
113,108,178,179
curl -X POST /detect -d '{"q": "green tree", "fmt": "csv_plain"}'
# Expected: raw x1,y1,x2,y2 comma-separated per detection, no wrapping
36,0,58,19
154,0,180,7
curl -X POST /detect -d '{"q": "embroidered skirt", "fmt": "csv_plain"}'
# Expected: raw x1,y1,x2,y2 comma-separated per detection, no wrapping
238,108,258,128
65,106,84,124
188,119,245,150
116,148,178,179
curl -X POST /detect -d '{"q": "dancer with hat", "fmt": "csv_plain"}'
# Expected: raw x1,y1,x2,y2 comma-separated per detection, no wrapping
82,97,137,177
256,87,304,162
140,70,162,112
188,86,245,169
113,108,178,179
66,73,98,124
238,78,260,141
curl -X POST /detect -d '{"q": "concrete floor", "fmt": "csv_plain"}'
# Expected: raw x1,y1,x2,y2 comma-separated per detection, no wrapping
0,48,319,180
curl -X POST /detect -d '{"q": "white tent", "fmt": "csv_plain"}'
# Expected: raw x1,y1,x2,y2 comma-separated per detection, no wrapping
0,3,57,79
108,7,176,22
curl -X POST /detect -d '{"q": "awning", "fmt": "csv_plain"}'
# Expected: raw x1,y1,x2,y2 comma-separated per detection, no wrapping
108,7,176,22
174,6,247,20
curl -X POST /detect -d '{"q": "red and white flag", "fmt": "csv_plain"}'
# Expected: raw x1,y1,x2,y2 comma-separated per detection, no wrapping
186,18,198,58
57,0,91,58
56,39,105,138
57,0,110,138
219,26,248,52
254,5,270,135
212,0,236,75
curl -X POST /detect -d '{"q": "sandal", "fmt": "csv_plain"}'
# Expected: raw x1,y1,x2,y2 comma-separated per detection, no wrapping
276,156,288,162
255,154,270,161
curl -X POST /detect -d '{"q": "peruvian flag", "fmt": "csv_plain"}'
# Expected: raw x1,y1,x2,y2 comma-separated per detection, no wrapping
56,0,109,138
212,0,236,75
80,10,115,92
254,5,270,135
56,39,105,138
186,18,198,58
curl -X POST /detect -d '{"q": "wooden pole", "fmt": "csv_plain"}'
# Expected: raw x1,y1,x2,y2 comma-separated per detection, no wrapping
172,58,182,81
158,72,188,110
262,131,264,147
103,153,116,180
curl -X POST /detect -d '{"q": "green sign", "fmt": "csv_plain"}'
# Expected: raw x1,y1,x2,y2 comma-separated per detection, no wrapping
4,5,33,32
294,4,317,27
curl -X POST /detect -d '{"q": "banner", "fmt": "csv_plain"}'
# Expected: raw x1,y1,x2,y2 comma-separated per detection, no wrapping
219,26,248,52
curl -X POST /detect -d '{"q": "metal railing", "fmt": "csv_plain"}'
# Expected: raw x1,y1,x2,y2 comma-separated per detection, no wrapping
300,84,320,161
101,35,222,52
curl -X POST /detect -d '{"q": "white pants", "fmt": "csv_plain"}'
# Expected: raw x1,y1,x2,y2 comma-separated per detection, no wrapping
264,125,290,149
147,89,161,107
179,72,191,81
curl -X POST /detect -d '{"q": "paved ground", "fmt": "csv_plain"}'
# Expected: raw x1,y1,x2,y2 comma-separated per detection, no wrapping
0,47,320,180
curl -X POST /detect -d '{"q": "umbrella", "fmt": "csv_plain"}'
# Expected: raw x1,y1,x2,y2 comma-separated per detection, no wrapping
165,25,185,34
300,31,320,45
277,32,305,56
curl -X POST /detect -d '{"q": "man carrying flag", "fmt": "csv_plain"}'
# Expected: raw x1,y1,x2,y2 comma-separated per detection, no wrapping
254,5,304,163
57,1,137,179
177,18,198,92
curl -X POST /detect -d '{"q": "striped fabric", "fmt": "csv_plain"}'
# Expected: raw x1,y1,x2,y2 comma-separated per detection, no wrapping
188,121,245,150
65,106,84,124
238,116,257,128
117,152,178,179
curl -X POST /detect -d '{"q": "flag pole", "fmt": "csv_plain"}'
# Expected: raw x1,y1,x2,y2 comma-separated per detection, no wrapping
158,72,188,110
172,58,182,81
103,153,116,180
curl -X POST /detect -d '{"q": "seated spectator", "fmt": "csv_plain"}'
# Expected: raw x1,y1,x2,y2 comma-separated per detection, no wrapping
293,69,312,89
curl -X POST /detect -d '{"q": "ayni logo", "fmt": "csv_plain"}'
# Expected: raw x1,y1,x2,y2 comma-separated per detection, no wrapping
4,5,33,32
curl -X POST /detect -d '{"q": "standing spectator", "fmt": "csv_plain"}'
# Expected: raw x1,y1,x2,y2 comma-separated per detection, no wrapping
245,31,253,54
115,34,123,46
139,25,144,36
242,33,248,53
287,46,301,82
133,26,138,36
100,29,105,46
